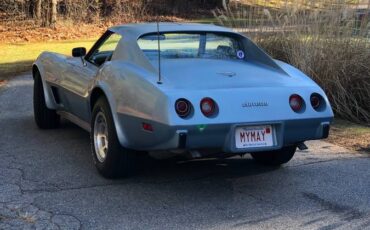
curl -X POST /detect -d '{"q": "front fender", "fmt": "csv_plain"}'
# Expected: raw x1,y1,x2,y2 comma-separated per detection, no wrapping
33,54,59,110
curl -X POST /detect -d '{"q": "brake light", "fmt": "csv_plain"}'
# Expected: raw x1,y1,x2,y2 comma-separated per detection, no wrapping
200,98,216,117
175,99,192,118
310,93,323,110
289,94,304,112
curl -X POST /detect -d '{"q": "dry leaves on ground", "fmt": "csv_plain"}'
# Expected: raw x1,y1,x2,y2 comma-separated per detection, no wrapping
327,120,370,154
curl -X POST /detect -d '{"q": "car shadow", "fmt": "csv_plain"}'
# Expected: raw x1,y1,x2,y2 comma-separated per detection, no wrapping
136,154,280,181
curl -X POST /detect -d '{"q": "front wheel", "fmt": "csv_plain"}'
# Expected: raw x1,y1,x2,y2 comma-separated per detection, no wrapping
90,97,137,178
251,146,296,166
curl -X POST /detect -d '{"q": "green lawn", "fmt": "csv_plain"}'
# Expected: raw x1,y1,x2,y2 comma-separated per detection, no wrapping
0,39,96,79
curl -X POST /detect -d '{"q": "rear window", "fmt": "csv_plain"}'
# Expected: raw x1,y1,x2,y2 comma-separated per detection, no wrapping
137,32,245,60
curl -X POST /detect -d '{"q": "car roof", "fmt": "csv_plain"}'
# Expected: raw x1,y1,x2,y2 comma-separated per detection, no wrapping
109,23,234,38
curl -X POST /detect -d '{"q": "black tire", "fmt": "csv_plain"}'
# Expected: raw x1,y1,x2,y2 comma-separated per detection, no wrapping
33,71,60,129
90,97,137,178
251,146,296,166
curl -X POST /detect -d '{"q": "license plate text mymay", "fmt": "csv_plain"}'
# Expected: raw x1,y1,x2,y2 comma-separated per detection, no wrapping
239,130,268,143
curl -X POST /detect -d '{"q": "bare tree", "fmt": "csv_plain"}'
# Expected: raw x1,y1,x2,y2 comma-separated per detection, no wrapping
40,0,56,27
35,0,42,19
49,0,57,27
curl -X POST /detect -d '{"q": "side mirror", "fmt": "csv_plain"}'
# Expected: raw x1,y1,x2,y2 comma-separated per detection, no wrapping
72,47,86,57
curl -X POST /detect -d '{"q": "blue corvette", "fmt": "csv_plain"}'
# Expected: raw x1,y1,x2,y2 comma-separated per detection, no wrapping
33,23,334,178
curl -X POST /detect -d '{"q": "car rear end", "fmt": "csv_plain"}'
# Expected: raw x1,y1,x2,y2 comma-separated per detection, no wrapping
119,29,333,155
119,84,333,155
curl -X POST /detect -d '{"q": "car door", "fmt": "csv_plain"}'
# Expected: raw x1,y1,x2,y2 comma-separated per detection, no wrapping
60,31,122,121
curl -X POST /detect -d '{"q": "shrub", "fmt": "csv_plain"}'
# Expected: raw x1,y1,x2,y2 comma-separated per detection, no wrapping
214,0,370,124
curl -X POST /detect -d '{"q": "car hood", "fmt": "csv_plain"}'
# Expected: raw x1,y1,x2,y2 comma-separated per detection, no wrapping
151,59,314,90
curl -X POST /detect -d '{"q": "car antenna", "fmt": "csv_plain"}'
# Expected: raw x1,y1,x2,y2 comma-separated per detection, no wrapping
156,21,162,84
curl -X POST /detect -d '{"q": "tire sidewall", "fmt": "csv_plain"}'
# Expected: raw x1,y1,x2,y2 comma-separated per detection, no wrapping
90,97,121,176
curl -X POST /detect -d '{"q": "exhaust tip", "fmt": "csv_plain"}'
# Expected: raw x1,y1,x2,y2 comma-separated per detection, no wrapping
297,142,308,150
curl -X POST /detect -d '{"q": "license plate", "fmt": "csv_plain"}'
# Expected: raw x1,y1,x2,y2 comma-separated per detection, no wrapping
235,125,274,149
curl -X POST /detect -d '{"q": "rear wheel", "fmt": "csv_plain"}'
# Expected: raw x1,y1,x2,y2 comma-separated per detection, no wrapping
33,71,60,129
91,97,137,178
251,146,296,166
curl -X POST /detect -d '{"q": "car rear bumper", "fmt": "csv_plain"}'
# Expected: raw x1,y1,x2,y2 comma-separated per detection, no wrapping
117,114,332,153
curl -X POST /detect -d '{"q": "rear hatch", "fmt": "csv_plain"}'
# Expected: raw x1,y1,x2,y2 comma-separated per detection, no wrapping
157,59,312,90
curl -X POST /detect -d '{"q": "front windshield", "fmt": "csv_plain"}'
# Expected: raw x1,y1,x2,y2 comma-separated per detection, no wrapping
137,32,245,60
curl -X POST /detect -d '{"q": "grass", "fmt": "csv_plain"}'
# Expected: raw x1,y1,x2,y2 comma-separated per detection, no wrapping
0,39,96,80
328,119,370,153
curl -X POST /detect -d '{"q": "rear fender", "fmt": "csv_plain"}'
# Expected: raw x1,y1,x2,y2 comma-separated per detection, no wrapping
91,82,130,148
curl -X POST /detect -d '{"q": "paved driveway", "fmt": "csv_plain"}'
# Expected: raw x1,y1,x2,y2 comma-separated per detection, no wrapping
0,74,369,230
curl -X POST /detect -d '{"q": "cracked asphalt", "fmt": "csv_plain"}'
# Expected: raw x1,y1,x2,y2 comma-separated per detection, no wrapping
0,73,369,230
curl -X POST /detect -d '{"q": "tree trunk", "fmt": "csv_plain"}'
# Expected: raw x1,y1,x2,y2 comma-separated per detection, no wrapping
64,0,72,18
35,0,42,19
49,0,57,27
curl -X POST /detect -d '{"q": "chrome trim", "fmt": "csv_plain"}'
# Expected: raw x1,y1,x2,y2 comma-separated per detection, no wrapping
93,111,109,163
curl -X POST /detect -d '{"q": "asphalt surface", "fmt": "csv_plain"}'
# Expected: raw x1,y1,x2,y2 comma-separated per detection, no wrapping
0,73,369,230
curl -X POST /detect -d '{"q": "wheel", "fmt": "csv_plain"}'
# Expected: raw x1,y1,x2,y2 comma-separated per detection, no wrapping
90,96,136,178
33,71,60,129
251,146,296,166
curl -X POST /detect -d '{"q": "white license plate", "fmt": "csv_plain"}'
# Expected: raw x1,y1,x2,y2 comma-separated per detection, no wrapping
235,125,274,149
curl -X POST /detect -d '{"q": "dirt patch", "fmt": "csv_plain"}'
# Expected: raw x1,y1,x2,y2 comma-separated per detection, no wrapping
327,119,370,154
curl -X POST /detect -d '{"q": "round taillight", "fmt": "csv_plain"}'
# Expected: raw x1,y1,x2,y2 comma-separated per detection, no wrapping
310,93,322,110
200,98,216,117
175,99,192,118
289,94,304,112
